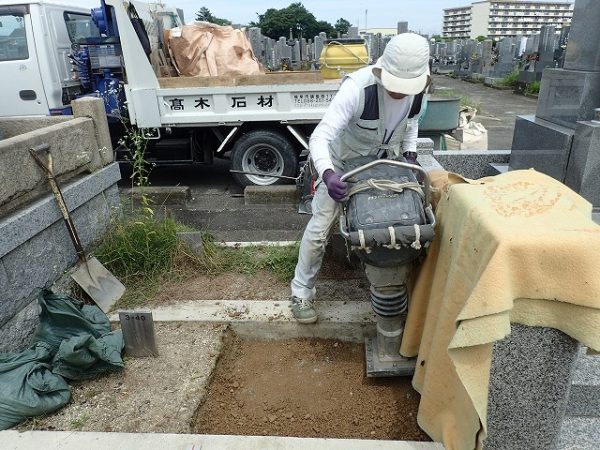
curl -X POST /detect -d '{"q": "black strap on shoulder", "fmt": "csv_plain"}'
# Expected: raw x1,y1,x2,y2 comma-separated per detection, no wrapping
408,93,424,119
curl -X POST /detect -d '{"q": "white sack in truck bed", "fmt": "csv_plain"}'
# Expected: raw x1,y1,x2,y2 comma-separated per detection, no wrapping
167,22,262,77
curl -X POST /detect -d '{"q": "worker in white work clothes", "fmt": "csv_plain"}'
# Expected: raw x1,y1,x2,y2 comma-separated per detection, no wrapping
290,33,431,323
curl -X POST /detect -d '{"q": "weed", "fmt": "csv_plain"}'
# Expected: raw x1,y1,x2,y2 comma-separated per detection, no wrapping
499,71,519,87
19,414,48,431
94,215,204,309
94,217,299,309
201,239,299,282
525,80,540,95
70,414,90,430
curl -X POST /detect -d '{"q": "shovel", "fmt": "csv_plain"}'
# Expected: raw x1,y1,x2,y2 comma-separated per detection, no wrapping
29,144,125,312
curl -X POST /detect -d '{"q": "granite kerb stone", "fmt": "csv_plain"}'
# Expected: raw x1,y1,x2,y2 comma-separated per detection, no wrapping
566,346,600,418
433,150,511,179
484,324,580,450
0,163,121,257
0,184,120,330
0,116,100,214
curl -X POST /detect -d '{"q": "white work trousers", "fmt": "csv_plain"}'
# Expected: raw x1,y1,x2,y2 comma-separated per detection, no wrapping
291,183,341,300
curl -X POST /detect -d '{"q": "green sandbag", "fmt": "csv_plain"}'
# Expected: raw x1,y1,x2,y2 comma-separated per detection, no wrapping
0,343,70,430
31,290,112,352
52,330,124,380
32,290,125,380
0,290,125,429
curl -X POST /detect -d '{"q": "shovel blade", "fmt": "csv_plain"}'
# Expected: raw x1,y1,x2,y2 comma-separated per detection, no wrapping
71,257,125,313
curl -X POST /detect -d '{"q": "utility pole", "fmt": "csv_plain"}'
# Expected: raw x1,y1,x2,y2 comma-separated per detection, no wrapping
365,9,368,33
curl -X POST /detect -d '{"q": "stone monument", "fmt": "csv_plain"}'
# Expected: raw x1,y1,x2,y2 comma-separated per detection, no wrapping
512,0,600,209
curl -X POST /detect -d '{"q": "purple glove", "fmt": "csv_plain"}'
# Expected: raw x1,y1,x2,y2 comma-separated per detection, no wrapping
403,151,418,165
322,169,348,202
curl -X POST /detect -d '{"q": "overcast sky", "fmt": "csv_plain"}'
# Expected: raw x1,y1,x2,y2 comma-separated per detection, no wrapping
83,0,572,36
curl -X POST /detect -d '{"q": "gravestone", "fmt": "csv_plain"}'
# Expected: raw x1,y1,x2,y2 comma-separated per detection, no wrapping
291,39,301,69
264,37,274,68
248,27,263,62
536,26,556,71
494,38,515,77
481,39,494,76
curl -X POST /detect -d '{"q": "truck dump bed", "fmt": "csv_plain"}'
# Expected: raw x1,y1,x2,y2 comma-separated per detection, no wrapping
105,0,340,128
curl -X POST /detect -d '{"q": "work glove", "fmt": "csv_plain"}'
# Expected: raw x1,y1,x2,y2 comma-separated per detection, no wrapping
403,151,418,165
322,169,348,202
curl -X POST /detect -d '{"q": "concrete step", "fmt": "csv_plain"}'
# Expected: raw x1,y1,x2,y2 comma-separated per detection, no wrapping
168,206,310,241
558,417,600,450
567,348,600,417
0,430,444,450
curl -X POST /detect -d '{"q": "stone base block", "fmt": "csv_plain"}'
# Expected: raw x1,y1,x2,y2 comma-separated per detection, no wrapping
518,71,544,83
564,121,600,207
510,115,574,181
433,150,511,179
536,68,600,129
558,417,600,449
483,324,580,450
567,348,600,417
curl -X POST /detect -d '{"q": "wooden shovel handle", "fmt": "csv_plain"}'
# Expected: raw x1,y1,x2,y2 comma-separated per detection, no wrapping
29,145,87,264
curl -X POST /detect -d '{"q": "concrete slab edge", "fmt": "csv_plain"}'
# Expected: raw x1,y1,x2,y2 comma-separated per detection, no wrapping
0,430,444,450
110,300,377,342
217,241,299,247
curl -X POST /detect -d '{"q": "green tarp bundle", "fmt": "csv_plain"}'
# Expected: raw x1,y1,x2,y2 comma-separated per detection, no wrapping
0,290,124,430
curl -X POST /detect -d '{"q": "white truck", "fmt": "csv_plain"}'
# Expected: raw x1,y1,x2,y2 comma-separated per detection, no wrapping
0,0,341,185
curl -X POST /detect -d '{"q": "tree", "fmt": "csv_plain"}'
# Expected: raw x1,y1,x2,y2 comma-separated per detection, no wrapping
253,3,334,39
334,18,351,36
476,35,487,42
195,6,231,26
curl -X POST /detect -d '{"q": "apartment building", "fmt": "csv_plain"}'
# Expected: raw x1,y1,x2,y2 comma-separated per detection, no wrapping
443,0,573,39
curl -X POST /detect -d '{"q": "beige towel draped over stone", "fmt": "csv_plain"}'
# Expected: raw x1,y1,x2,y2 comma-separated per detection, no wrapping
401,169,600,450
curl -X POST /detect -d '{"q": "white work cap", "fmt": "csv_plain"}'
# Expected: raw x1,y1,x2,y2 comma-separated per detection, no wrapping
373,33,430,95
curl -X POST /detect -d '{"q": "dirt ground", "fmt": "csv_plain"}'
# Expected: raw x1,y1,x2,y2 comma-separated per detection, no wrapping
194,332,429,441
18,323,226,433
16,252,421,438
151,271,371,306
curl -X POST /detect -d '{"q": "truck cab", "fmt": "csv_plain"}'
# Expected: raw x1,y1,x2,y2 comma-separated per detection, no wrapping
0,0,97,116
1,0,340,186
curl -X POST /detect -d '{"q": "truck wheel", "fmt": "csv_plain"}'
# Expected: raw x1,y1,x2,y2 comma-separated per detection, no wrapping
231,130,298,186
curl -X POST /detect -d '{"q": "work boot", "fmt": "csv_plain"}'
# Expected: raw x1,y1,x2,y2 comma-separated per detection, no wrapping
291,296,318,324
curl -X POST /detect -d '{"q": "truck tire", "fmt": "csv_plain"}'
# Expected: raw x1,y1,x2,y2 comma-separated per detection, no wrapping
231,130,298,186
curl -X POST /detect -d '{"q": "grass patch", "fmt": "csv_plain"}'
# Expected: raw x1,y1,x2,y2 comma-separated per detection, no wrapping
70,414,90,430
525,80,540,95
202,239,299,283
94,216,298,309
499,71,519,87
94,215,205,309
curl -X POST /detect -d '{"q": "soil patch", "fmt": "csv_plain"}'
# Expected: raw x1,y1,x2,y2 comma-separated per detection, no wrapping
19,323,226,433
193,332,429,441
150,271,371,306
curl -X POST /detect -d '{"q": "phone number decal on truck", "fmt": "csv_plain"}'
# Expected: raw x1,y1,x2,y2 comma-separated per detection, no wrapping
293,93,334,108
